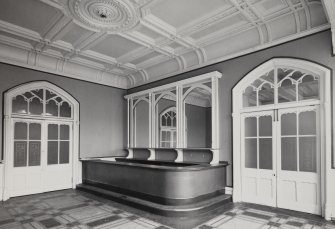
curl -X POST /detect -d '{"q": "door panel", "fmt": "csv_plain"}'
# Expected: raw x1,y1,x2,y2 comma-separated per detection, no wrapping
277,106,320,214
10,119,44,196
241,111,276,206
44,121,72,192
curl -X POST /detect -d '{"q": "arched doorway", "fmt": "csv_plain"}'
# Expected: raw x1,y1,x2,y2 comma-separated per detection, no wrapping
232,58,331,215
3,81,80,200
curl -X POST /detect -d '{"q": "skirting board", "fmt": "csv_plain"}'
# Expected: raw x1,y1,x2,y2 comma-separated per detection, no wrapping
225,186,233,195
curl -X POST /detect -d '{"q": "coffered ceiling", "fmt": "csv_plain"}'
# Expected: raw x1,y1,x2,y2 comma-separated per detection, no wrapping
0,0,332,89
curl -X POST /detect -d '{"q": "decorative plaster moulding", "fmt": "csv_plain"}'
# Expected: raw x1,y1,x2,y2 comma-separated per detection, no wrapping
60,0,140,33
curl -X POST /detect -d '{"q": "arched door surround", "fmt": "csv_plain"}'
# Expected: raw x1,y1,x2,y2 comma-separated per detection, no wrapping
3,81,80,200
232,58,331,218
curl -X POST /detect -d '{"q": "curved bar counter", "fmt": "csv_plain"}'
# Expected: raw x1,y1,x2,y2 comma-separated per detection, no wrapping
81,158,228,205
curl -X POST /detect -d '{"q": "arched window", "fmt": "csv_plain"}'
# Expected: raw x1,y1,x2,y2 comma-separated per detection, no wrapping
160,107,176,148
242,67,319,108
11,87,73,118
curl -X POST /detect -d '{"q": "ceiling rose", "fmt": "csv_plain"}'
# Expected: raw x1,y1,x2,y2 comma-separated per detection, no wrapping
60,0,140,32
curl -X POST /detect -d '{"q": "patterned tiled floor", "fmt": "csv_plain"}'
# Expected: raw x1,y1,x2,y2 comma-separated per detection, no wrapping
0,190,334,229
196,204,335,229
0,190,171,229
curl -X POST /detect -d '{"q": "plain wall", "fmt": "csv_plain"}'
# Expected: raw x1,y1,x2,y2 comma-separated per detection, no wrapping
128,30,335,186
0,63,127,159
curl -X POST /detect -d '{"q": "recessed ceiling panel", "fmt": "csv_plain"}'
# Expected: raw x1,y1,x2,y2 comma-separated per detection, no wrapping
190,14,247,40
252,0,288,17
135,25,162,40
0,0,59,33
150,0,231,28
91,34,141,58
61,24,92,45
131,52,161,65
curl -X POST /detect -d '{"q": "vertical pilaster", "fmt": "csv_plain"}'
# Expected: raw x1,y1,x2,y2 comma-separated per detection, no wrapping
127,98,130,148
211,76,219,164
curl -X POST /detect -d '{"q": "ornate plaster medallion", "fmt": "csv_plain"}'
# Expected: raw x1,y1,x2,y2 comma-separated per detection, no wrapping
60,0,140,32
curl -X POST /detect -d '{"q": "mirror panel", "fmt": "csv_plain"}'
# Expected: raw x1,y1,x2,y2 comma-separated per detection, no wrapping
183,84,212,148
133,97,150,148
155,90,176,148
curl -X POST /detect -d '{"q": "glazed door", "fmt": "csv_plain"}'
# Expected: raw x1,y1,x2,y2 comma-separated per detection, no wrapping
10,119,44,197
241,106,321,214
9,119,73,197
277,106,321,214
241,110,277,207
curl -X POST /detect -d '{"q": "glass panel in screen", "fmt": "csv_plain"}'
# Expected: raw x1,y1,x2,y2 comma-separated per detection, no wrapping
134,99,149,148
30,97,43,115
258,70,275,106
29,141,41,166
259,138,272,170
48,141,58,165
60,125,70,140
281,113,297,135
299,137,316,172
60,102,72,118
298,75,319,101
48,124,58,140
60,141,69,164
245,138,257,168
14,141,27,167
46,100,58,116
244,117,257,137
281,137,297,171
243,86,257,107
278,69,297,103
299,111,316,135
14,122,27,139
12,95,28,114
259,115,272,136
184,87,211,148
29,123,41,140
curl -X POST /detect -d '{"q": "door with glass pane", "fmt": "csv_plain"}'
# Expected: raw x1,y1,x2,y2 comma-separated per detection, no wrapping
241,111,277,207
277,106,320,214
44,121,72,192
9,119,72,197
10,119,44,197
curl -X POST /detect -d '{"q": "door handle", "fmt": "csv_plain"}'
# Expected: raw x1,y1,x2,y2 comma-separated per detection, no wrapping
273,174,276,177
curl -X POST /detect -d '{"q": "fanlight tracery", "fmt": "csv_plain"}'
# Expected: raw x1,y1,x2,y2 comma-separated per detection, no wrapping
12,88,72,118
243,67,319,107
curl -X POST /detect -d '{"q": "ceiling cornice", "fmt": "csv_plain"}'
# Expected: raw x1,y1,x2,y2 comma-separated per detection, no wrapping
0,0,331,89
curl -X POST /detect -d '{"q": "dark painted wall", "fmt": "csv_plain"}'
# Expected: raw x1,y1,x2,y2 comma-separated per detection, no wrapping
0,63,127,159
128,30,335,186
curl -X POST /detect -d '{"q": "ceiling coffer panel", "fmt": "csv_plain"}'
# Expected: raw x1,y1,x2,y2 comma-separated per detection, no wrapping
0,0,331,88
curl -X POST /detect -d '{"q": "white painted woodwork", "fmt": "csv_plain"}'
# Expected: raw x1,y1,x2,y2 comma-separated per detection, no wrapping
241,110,277,207
0,164,3,201
276,106,321,215
126,71,221,164
3,81,80,200
0,0,331,88
232,58,333,219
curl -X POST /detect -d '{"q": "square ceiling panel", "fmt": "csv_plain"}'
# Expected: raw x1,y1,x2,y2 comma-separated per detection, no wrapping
91,34,141,58
135,24,163,40
131,51,161,65
149,0,232,28
252,0,289,18
61,23,92,45
0,0,59,33
190,14,247,40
